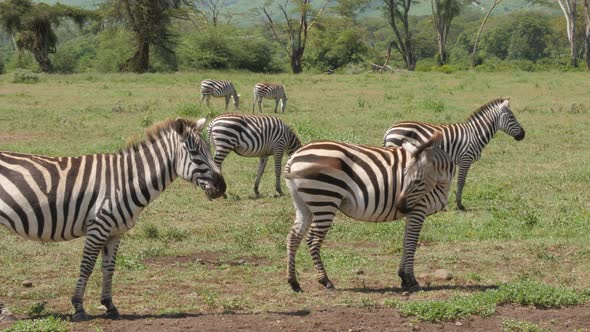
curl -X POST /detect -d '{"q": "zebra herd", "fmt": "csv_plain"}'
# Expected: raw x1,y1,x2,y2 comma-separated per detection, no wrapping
200,79,288,113
0,83,525,322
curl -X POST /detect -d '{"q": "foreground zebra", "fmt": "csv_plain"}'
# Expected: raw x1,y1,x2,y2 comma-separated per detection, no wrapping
383,98,525,210
200,79,240,110
283,132,455,292
252,82,288,113
0,118,226,322
208,113,301,197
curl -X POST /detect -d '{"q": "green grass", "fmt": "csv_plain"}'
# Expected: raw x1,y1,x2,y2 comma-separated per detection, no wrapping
3,316,68,332
0,70,589,324
385,280,589,321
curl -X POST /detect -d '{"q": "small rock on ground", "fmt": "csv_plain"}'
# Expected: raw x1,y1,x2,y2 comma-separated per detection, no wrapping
433,269,453,281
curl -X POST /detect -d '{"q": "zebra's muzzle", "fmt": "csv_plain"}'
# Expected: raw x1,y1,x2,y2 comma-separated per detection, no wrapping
397,196,411,214
514,130,525,141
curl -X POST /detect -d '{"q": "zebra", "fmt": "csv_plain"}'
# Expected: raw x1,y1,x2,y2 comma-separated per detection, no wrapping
283,132,455,293
200,79,240,110
252,82,288,113
383,98,525,210
0,118,226,322
208,113,301,197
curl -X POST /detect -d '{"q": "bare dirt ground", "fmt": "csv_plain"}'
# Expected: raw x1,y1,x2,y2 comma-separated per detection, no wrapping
2,304,589,331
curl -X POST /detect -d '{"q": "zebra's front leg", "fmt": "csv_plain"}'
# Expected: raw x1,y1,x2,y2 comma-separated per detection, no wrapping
398,211,426,293
100,236,122,320
274,99,279,113
224,96,231,110
71,224,109,322
455,163,471,211
273,151,284,196
254,156,268,198
0,302,15,322
306,217,335,290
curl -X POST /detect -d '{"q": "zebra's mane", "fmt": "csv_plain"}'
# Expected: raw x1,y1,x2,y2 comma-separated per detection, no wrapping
123,118,198,152
466,98,509,121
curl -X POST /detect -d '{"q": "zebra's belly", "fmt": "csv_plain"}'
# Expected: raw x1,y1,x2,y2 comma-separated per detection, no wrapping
234,146,272,158
337,195,404,222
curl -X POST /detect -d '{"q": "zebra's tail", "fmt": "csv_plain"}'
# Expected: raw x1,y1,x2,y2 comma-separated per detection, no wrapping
402,130,443,157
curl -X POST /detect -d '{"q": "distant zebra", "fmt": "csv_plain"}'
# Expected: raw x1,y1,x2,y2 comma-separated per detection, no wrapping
0,118,226,322
200,79,240,110
252,82,288,113
208,113,301,197
383,98,525,210
283,132,455,292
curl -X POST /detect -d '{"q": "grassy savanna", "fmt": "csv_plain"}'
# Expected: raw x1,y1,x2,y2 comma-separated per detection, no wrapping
0,71,589,329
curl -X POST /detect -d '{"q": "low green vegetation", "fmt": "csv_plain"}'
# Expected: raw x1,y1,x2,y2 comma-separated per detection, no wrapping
385,280,589,321
502,319,551,332
3,316,68,332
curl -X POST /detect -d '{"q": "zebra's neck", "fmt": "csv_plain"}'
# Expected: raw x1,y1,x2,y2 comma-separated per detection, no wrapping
116,131,178,208
463,104,500,149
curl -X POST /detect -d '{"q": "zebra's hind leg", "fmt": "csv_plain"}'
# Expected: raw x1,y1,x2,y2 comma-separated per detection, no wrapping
273,150,284,196
398,211,427,293
71,222,110,322
306,214,336,291
455,163,471,211
100,236,122,320
254,156,269,198
286,184,312,292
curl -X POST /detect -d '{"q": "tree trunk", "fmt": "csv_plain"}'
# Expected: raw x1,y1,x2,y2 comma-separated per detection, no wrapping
570,12,578,67
121,40,150,73
472,0,502,66
33,50,55,73
290,52,303,74
437,33,446,65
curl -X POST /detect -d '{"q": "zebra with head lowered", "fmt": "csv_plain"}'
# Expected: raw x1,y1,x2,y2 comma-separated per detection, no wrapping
200,79,240,110
208,113,301,197
0,118,226,322
252,82,288,113
283,132,455,292
383,98,525,210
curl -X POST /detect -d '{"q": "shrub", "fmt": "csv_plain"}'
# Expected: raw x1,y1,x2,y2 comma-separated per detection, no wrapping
51,47,77,74
11,69,40,83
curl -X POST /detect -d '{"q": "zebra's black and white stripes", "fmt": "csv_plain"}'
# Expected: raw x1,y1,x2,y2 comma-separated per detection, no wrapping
200,79,240,110
208,113,301,197
383,98,525,210
283,133,455,292
0,118,225,321
252,82,288,113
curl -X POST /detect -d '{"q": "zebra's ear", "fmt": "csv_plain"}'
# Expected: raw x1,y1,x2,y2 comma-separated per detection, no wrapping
174,118,188,140
401,140,419,156
501,99,510,109
195,118,207,133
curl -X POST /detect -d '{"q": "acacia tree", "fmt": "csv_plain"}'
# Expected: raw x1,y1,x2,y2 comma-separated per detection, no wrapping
384,0,416,71
262,0,331,74
431,0,463,65
0,0,95,73
471,0,503,66
112,0,188,73
556,0,578,67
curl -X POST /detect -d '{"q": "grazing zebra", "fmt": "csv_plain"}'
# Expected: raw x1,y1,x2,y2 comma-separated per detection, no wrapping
252,82,288,113
383,98,525,210
200,79,240,110
0,118,226,322
208,113,301,197
283,132,455,292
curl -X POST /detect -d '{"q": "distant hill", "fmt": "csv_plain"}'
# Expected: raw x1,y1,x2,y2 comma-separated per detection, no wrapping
39,0,552,18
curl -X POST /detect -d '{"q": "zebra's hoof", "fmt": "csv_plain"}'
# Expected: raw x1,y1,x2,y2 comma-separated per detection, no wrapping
402,284,422,293
71,311,92,322
319,278,335,291
457,203,467,211
104,309,121,320
289,280,303,293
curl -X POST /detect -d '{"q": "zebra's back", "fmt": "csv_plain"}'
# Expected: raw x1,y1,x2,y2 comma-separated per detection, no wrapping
0,152,107,241
201,79,236,97
208,113,294,158
284,141,410,222
254,83,285,99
